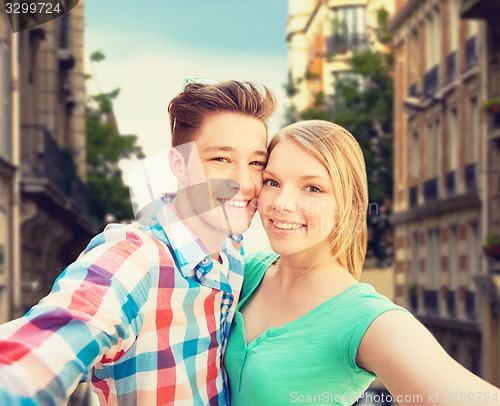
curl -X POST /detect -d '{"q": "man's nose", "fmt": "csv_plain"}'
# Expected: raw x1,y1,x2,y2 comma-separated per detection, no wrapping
232,164,255,194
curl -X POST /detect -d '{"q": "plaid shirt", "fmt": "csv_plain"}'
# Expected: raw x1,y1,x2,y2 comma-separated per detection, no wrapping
0,195,245,405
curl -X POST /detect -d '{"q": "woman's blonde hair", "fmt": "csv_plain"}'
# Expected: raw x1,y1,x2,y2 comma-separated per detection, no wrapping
268,120,368,280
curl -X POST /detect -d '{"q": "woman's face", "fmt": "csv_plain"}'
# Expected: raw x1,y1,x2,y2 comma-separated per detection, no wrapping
258,140,338,257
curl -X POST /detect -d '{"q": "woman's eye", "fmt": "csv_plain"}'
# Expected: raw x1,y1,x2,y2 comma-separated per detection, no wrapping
263,179,279,188
305,185,322,193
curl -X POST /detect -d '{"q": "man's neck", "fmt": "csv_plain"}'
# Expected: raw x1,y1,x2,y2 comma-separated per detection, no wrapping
172,196,227,263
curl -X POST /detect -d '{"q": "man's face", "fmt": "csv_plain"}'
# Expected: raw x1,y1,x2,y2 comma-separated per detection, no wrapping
179,112,268,235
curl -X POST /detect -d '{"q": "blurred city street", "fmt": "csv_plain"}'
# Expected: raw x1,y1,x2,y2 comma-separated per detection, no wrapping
0,0,499,404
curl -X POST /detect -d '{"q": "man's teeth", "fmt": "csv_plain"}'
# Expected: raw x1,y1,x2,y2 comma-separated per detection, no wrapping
221,199,248,208
273,221,303,230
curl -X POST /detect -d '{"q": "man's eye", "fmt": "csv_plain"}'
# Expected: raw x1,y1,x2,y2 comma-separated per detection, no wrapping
250,161,266,167
212,157,230,163
305,185,322,193
263,179,279,188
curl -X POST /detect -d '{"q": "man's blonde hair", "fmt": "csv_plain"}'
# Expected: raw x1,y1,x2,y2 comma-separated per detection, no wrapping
268,120,368,280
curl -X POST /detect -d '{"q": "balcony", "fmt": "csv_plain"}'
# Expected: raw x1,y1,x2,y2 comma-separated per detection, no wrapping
465,291,476,320
461,0,500,19
21,125,90,216
408,83,419,98
58,49,75,70
326,32,369,56
465,36,477,70
464,163,476,192
424,289,439,315
446,51,457,83
409,185,418,209
424,66,439,97
423,178,439,202
446,171,456,196
446,290,456,317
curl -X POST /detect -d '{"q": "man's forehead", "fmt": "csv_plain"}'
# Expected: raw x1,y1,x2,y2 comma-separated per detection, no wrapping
201,145,268,157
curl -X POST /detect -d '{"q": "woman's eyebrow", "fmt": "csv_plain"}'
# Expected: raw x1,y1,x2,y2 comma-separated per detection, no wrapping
299,175,330,182
264,169,329,183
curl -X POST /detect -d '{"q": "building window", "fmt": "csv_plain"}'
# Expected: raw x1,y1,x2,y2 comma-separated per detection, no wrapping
0,42,11,161
466,96,478,163
435,119,441,179
59,14,70,49
426,10,442,71
467,222,479,280
427,229,440,289
427,119,441,179
448,107,459,170
449,226,458,289
410,131,419,179
329,6,367,54
408,28,420,92
449,0,459,52
411,232,419,283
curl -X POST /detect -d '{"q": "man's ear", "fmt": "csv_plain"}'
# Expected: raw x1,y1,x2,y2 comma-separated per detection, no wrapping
168,147,186,180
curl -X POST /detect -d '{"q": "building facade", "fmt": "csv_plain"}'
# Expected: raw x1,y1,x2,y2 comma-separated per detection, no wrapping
0,2,94,322
391,0,499,385
0,11,19,324
287,0,395,112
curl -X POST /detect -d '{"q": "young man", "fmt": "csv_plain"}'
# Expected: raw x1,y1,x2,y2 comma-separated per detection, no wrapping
0,80,276,405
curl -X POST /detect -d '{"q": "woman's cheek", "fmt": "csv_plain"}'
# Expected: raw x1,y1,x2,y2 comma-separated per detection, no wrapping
257,193,274,217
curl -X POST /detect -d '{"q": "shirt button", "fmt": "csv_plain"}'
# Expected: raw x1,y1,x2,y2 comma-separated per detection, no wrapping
222,305,229,312
201,256,210,265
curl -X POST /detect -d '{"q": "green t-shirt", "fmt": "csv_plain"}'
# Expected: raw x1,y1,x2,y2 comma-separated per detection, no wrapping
224,252,410,405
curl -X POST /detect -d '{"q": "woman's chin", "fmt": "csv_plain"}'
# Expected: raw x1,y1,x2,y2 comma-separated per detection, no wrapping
268,240,296,256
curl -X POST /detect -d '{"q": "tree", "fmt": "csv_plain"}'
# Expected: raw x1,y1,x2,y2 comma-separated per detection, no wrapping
86,51,144,230
289,9,394,265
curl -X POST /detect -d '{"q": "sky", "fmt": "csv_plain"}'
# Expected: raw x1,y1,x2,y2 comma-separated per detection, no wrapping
84,0,289,175
84,0,290,251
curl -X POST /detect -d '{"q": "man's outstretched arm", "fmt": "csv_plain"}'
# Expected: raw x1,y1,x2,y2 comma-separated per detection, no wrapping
0,225,153,405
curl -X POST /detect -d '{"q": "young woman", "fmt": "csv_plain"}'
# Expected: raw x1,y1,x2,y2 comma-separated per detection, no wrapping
224,120,500,405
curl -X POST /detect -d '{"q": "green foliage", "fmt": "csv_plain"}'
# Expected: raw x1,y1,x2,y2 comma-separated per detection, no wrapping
86,53,144,230
332,50,394,263
481,97,500,113
289,8,395,264
485,232,500,249
90,50,106,62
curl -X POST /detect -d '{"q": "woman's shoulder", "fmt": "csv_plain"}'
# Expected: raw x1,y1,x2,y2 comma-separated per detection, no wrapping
336,283,411,340
241,251,278,301
344,283,405,311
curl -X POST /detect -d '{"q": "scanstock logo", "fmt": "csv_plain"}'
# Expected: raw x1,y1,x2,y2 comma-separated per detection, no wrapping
3,0,79,33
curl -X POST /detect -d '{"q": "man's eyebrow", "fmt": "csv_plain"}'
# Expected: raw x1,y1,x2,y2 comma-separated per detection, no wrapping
203,146,268,157
203,146,234,153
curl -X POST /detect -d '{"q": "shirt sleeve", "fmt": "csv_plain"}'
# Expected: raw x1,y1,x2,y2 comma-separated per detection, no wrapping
0,224,155,405
337,286,411,375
